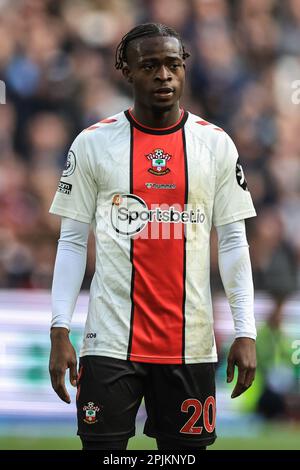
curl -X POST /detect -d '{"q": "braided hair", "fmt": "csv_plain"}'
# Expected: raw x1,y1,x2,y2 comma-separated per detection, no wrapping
115,23,190,70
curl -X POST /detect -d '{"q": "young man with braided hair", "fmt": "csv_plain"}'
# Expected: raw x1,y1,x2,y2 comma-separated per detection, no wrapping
49,23,257,450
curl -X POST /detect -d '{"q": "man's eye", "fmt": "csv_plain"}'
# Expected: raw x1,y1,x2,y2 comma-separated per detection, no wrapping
171,64,181,69
143,64,154,70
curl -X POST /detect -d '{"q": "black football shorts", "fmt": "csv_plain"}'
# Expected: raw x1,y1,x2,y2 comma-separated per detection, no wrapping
76,356,216,446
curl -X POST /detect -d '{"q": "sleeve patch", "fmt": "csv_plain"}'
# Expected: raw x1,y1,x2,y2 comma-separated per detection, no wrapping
62,150,76,177
236,158,248,191
57,181,72,195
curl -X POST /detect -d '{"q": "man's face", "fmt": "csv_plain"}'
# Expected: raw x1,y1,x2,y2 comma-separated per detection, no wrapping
123,36,186,112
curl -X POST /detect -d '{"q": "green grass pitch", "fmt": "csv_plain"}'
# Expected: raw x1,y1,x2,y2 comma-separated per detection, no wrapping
1,423,300,450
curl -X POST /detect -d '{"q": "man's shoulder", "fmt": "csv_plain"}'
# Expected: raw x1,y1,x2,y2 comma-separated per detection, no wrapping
186,111,225,137
79,111,129,141
186,111,233,155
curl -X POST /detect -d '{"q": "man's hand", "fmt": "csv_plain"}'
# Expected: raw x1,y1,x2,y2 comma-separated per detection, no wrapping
49,327,78,403
227,337,256,399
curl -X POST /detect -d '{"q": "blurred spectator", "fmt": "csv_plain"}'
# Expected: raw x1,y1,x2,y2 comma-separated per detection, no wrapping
147,0,192,36
0,0,299,295
279,0,300,56
256,300,296,419
247,206,298,418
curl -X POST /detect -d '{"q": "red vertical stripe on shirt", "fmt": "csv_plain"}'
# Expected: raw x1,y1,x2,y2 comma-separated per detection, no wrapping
129,128,186,363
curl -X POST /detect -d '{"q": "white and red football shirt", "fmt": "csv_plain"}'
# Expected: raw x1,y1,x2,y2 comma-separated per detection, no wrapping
50,110,256,364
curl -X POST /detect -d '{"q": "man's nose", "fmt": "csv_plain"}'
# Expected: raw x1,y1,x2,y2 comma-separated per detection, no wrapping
155,65,171,81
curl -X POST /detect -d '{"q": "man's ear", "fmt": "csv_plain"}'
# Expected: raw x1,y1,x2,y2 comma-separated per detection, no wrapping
122,65,133,83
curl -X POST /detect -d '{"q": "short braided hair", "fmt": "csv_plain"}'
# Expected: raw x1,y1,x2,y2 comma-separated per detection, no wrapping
115,23,190,70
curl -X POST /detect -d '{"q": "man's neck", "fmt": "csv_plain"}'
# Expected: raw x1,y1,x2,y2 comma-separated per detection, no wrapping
131,104,182,129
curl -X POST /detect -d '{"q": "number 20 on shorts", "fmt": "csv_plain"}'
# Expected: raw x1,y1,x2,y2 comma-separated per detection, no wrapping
180,397,216,434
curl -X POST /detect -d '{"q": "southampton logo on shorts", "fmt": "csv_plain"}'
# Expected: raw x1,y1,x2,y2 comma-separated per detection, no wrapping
146,148,171,176
83,402,101,424
62,150,76,177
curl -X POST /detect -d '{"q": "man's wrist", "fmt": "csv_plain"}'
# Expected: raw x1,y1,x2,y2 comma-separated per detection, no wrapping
235,331,257,341
50,326,70,339
234,336,256,344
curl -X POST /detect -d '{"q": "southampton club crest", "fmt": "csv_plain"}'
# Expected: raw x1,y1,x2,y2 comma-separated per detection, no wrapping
146,148,171,176
83,402,102,424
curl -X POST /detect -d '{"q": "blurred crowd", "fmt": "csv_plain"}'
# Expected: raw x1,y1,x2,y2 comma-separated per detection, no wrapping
0,0,300,294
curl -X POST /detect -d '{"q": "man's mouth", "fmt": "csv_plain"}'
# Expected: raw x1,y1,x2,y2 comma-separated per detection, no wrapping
153,87,174,97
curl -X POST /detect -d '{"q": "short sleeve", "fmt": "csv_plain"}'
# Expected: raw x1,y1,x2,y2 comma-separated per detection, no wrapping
212,133,256,227
49,132,97,224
